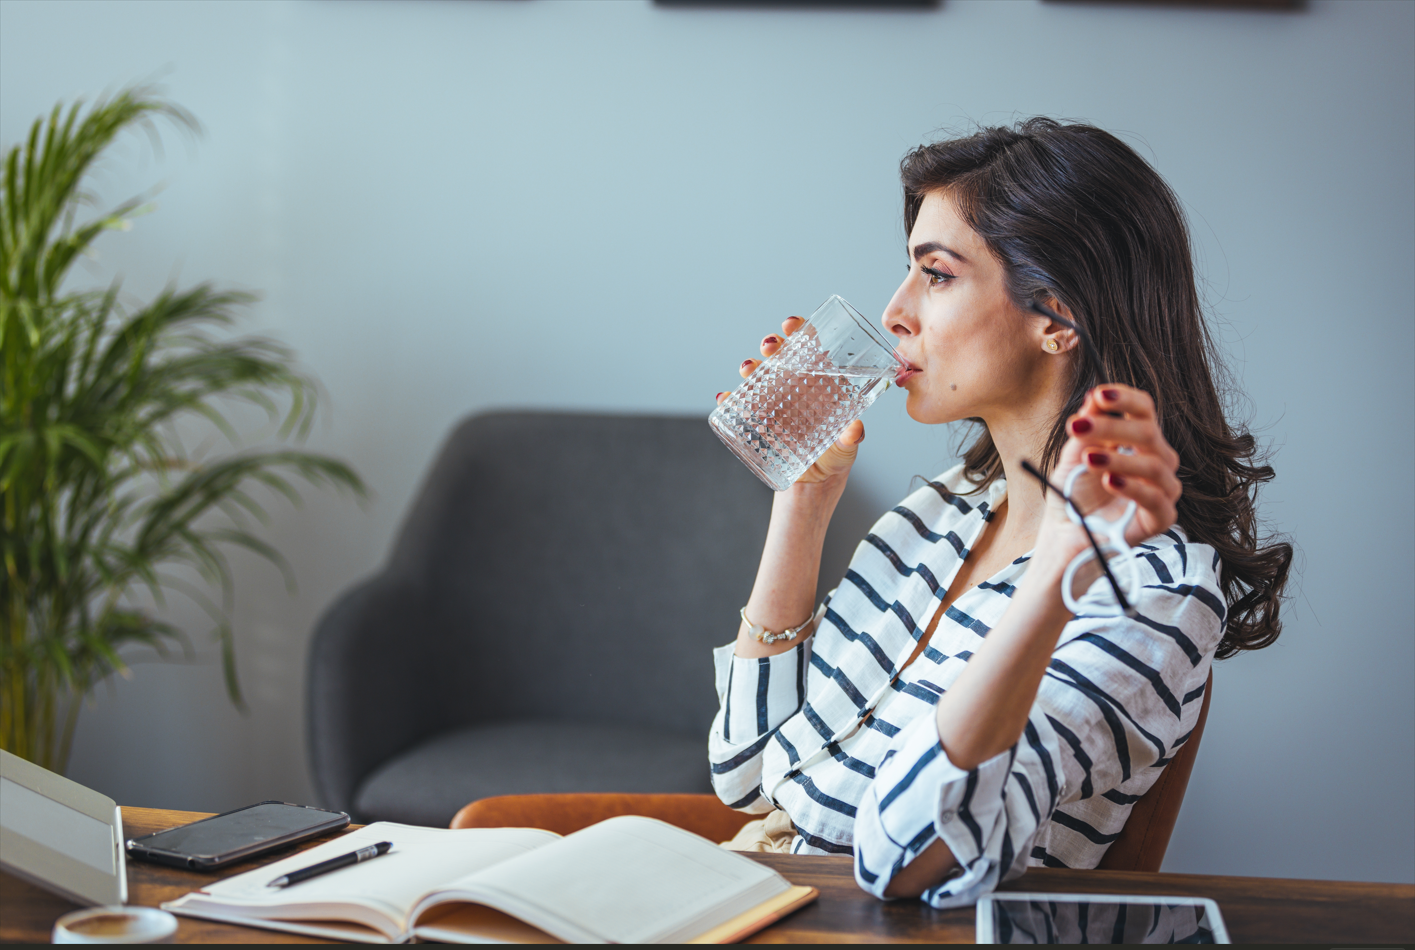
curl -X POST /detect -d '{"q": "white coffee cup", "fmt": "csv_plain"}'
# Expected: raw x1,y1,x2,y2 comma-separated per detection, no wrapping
52,906,178,944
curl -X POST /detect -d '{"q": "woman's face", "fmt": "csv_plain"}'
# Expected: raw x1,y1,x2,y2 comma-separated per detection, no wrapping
884,190,1052,426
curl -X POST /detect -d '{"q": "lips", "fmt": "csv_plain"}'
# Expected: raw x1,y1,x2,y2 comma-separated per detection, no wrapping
894,356,921,386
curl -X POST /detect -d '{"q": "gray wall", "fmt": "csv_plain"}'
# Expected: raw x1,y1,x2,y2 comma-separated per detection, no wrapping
1,0,1410,884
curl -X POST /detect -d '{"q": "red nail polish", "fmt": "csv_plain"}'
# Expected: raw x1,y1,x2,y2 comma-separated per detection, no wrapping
1102,389,1119,401
1109,474,1127,488
763,335,781,345
1071,418,1093,435
1087,452,1109,466
741,360,754,370
715,392,726,401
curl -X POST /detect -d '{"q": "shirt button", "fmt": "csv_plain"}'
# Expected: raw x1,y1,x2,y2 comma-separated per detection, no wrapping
940,809,957,824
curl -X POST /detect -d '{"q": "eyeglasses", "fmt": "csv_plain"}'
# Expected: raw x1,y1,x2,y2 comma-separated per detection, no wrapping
1019,460,1140,618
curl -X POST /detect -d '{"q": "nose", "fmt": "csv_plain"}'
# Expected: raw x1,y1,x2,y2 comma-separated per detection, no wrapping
882,272,918,340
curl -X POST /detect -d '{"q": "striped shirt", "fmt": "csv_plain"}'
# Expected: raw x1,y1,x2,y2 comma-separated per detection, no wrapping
708,464,1222,908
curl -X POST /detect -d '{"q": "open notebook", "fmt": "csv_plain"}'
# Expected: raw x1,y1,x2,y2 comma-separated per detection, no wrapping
162,816,816,943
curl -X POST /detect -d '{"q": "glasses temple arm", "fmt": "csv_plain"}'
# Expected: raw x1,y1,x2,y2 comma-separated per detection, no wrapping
1026,299,1106,374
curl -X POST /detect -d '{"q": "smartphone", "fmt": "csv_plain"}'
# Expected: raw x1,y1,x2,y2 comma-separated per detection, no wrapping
975,892,1229,944
125,801,349,871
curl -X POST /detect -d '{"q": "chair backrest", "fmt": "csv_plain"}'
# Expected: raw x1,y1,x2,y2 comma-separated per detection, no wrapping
1096,669,1213,872
351,411,773,735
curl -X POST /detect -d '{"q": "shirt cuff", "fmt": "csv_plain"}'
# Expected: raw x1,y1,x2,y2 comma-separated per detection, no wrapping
712,640,809,743
853,711,1013,907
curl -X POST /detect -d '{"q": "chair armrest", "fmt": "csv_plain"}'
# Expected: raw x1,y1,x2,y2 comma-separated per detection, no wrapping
305,571,439,817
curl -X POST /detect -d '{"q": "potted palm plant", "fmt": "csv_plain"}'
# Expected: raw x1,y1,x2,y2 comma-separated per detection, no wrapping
0,88,365,772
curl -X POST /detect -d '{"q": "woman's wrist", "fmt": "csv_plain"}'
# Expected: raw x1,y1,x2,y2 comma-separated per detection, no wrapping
1012,528,1081,625
1030,512,1092,578
777,476,848,521
1024,539,1077,587
735,481,840,657
758,482,841,559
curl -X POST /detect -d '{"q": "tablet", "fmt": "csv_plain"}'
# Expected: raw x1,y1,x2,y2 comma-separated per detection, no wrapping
975,892,1230,944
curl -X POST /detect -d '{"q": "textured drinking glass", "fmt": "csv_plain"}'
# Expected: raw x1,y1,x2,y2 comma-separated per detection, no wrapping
709,295,902,492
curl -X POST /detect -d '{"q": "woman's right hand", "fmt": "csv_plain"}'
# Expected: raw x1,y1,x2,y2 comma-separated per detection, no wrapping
716,316,866,491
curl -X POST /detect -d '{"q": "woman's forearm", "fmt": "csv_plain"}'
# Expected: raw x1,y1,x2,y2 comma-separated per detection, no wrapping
880,540,1075,899
933,550,1073,770
881,561,1072,899
734,481,843,658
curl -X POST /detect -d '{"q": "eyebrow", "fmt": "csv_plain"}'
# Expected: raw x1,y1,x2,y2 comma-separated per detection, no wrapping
911,240,968,264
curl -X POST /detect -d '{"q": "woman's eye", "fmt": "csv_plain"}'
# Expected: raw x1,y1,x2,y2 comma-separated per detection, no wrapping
922,266,953,287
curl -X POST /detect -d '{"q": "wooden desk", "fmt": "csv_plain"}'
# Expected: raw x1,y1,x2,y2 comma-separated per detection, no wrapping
2,807,1412,943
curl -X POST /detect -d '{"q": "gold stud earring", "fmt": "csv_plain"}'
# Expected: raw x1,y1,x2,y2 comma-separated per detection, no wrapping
1046,339,1060,352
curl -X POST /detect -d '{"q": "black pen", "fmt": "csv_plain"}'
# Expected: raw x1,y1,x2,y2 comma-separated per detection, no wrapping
266,841,393,888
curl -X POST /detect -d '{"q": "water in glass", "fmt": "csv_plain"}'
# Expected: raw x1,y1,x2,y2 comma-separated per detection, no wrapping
709,296,898,491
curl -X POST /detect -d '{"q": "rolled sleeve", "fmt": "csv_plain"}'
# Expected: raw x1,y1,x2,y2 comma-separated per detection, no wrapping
712,642,810,743
853,711,1016,907
708,639,811,812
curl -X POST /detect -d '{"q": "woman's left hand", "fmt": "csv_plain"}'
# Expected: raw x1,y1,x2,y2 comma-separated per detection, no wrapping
1043,384,1183,551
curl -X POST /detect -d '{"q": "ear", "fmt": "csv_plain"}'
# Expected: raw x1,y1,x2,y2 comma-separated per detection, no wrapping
1039,296,1079,355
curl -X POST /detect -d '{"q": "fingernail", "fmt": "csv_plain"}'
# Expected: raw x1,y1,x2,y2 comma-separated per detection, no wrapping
715,392,726,401
1102,388,1119,402
1108,474,1127,488
741,359,754,370
1087,452,1109,467
1071,418,1093,434
763,335,781,346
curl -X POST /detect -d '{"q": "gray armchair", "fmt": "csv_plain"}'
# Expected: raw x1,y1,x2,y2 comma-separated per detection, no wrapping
306,410,773,826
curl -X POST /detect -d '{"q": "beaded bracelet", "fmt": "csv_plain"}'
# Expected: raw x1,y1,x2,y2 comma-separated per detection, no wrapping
740,605,819,644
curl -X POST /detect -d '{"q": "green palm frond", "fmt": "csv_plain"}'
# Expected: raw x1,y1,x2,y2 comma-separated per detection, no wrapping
1,88,366,771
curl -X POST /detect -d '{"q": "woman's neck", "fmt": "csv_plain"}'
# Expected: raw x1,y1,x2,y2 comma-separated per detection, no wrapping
980,394,1066,559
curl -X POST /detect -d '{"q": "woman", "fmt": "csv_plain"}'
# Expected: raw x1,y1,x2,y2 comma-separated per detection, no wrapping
708,118,1292,906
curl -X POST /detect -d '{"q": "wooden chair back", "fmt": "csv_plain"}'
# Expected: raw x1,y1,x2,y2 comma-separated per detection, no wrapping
1096,669,1213,872
451,792,753,843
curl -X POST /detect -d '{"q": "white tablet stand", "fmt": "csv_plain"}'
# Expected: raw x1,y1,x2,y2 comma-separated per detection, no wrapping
0,748,127,906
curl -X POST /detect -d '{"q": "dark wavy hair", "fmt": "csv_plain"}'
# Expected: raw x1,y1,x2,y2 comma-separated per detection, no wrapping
901,118,1291,657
